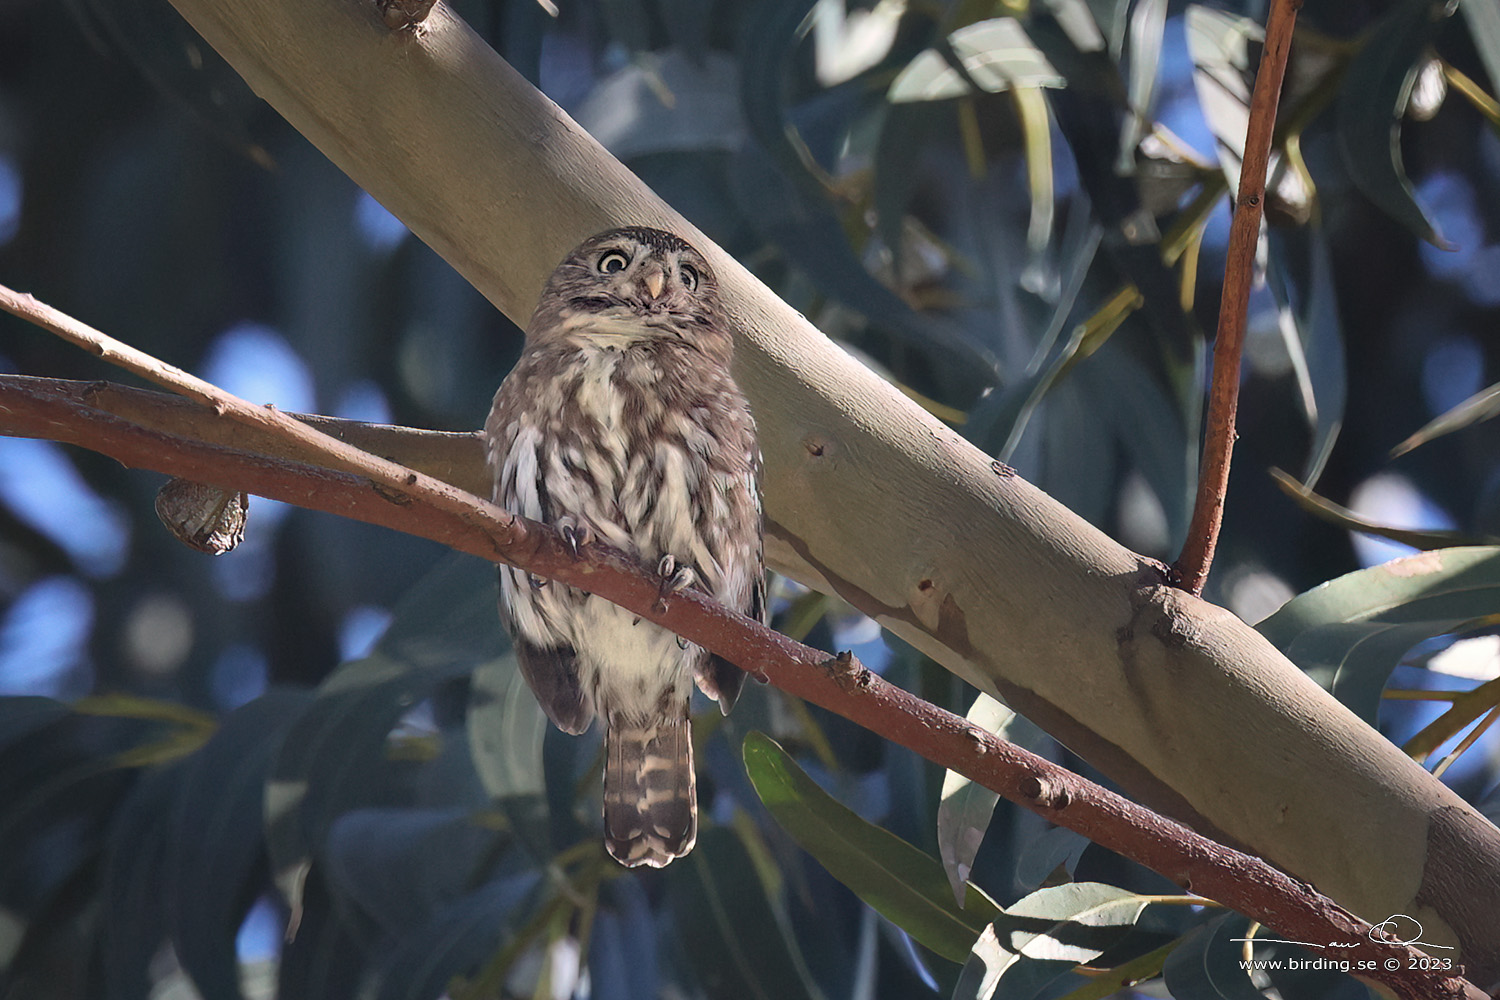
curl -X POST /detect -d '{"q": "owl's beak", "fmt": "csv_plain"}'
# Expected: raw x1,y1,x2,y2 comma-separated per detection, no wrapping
641,266,666,300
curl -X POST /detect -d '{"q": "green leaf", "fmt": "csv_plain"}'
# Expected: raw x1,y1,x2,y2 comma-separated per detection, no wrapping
1266,226,1347,487
1391,381,1500,457
369,873,541,1000
1256,547,1500,721
1270,467,1499,552
0,697,69,746
467,652,547,801
1161,914,1270,1000
937,694,1050,906
266,555,507,911
742,731,997,963
1185,5,1259,190
169,691,313,1000
888,19,1066,103
1461,0,1500,116
953,884,1151,1000
0,713,145,919
1119,0,1167,172
1014,826,1090,891
668,826,829,1000
1257,547,1500,646
100,761,182,1000
1337,0,1456,248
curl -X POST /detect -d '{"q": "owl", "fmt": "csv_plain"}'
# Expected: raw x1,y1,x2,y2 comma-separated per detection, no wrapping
485,227,765,868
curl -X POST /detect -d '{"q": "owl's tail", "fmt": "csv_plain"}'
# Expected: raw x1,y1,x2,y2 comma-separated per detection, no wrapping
603,713,696,868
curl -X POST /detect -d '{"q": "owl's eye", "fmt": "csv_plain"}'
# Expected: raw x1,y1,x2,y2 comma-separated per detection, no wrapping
679,264,699,291
597,250,630,274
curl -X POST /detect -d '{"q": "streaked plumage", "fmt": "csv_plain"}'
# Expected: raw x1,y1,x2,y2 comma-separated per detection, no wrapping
485,227,765,867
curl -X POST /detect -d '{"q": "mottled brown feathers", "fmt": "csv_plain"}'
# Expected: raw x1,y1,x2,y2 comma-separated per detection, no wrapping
485,227,766,867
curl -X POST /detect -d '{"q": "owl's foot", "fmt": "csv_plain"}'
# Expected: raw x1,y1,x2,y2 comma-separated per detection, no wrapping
654,555,697,613
557,517,593,559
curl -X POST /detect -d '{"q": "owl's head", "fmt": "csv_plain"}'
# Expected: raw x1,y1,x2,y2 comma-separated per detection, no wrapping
528,227,729,360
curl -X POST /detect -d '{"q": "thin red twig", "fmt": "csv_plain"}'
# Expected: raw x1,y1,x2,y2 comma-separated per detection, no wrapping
1175,0,1302,595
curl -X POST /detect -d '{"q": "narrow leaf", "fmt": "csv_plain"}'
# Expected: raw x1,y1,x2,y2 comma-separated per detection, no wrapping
954,884,1150,1000
888,19,1066,103
467,652,547,801
169,691,313,1000
1265,226,1347,487
1162,915,1273,1000
743,731,997,963
1460,0,1500,115
1270,468,1499,551
266,555,506,910
1391,381,1500,457
938,694,1049,906
1256,546,1500,721
1337,0,1456,247
668,827,828,1000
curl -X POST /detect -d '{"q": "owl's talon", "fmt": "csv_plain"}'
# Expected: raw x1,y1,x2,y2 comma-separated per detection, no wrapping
656,555,697,598
558,518,593,559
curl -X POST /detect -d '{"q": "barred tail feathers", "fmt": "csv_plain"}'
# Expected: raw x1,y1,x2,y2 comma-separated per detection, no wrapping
603,714,696,868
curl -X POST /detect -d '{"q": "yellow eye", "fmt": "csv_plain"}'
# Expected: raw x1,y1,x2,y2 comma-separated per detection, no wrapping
680,264,699,291
598,250,630,274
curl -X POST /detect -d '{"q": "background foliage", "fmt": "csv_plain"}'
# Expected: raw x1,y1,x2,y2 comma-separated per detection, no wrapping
1,0,1499,997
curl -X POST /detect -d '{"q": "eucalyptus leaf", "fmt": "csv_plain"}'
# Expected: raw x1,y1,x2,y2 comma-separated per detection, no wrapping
0,696,68,748
1257,547,1500,647
322,807,508,936
276,868,367,1000
1259,937,1373,1000
1461,0,1500,108
591,879,660,1000
266,555,505,910
1119,0,1167,172
668,826,829,1000
1337,0,1455,248
888,19,1066,103
1256,547,1500,721
1270,468,1498,552
1161,914,1272,1000
168,690,313,1000
1266,226,1347,487
467,653,547,802
743,731,997,963
370,873,542,1000
1391,381,1500,457
99,762,182,1000
954,883,1150,1000
1185,4,1260,191
575,51,745,160
1013,826,1091,892
0,713,144,913
937,693,1049,906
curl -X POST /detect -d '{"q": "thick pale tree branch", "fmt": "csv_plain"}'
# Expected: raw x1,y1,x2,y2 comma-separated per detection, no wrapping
0,361,1478,1000
30,0,1500,984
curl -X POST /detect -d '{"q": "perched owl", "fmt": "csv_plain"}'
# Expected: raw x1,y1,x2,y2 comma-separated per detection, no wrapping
485,227,765,868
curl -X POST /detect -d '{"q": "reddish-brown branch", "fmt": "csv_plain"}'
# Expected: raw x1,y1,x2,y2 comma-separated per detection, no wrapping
0,372,1475,1000
1175,0,1302,596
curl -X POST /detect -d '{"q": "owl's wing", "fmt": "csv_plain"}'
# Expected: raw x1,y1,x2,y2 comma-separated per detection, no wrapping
512,636,593,734
498,566,592,734
700,500,765,716
707,564,764,713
